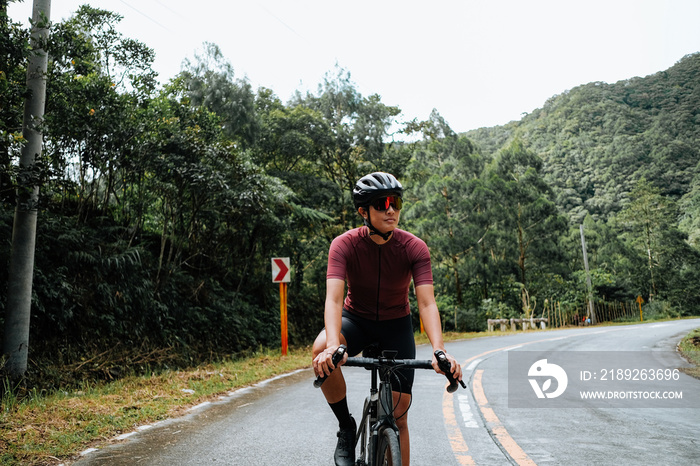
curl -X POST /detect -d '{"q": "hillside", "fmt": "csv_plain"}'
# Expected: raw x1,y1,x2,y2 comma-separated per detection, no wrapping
466,52,700,226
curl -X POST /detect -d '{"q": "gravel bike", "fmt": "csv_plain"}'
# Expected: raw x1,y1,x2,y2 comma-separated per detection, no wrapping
314,344,465,466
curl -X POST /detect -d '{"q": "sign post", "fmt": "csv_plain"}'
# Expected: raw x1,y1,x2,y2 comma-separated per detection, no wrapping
279,282,288,355
272,258,291,355
636,295,644,322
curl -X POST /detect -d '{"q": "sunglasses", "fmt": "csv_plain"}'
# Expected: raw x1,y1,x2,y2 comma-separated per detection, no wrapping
370,195,403,211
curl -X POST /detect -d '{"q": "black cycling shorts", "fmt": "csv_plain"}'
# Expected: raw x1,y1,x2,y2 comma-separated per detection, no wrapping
340,309,416,395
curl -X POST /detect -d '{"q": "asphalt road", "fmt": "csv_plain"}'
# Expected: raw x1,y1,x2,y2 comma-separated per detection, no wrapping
75,318,700,465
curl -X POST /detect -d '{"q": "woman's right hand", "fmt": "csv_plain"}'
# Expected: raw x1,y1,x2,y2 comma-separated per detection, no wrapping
313,345,348,378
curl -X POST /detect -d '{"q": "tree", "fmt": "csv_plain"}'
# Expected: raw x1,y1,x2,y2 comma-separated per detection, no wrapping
43,5,157,222
488,139,567,316
678,171,700,249
615,179,679,300
180,42,259,148
50,5,157,95
3,0,50,379
293,65,401,227
253,98,331,173
404,111,487,307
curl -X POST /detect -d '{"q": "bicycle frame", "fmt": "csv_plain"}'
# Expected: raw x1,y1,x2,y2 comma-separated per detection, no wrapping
344,350,432,466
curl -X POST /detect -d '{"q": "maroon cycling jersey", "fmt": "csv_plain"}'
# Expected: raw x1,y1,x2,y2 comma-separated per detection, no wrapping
327,227,433,321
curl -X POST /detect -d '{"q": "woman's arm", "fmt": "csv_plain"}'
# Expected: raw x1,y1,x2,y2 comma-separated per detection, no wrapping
324,278,346,348
312,278,347,377
415,284,463,380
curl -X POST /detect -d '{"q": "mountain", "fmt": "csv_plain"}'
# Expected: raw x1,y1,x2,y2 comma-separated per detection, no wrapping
466,52,700,226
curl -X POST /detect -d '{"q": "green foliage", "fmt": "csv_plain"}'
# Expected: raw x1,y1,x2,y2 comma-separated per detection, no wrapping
678,171,700,248
480,298,514,320
181,42,258,147
0,2,30,205
404,111,487,308
641,300,680,321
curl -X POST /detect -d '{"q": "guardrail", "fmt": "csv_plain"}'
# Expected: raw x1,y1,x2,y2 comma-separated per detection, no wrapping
487,317,549,332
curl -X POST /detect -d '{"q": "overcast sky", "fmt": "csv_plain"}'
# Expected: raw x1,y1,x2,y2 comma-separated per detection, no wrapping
9,0,700,133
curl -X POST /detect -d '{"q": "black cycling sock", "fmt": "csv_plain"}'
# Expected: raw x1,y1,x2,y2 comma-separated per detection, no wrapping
329,397,353,429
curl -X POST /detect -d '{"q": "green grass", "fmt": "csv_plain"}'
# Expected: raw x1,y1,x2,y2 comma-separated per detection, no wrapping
678,327,700,379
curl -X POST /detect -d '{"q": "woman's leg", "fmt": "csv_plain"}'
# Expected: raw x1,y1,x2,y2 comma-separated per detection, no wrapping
393,391,412,465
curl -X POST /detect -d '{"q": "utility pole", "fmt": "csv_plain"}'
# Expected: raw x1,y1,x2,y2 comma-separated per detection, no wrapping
579,224,597,325
2,0,51,379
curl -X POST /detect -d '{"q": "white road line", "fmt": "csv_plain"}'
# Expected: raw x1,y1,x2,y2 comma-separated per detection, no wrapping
465,358,483,372
457,394,479,428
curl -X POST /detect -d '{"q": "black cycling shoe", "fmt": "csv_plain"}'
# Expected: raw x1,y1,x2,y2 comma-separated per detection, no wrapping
334,416,356,466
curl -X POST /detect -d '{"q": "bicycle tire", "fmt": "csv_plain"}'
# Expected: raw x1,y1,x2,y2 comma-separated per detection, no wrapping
375,426,401,466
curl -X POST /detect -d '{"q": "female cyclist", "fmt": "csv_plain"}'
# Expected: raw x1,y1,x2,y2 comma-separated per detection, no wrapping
312,172,463,466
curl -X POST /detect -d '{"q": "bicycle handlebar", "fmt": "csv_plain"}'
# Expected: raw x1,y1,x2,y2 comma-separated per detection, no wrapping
342,357,433,369
314,345,466,393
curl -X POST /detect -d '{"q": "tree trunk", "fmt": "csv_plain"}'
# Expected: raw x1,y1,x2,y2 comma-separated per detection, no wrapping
2,0,51,380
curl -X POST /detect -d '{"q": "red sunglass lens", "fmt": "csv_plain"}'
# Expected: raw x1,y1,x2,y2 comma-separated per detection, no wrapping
372,196,402,211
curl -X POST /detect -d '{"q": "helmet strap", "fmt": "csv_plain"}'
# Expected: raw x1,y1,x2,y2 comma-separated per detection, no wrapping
362,210,392,241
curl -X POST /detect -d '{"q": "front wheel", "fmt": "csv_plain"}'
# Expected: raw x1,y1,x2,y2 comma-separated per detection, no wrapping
375,427,401,466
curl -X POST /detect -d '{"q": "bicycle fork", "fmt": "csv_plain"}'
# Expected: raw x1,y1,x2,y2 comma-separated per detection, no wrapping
356,368,400,465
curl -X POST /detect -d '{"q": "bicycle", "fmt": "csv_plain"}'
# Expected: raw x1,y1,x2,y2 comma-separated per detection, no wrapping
314,344,465,466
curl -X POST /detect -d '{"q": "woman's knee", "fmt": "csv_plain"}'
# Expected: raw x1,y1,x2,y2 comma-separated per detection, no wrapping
313,331,349,359
393,392,411,428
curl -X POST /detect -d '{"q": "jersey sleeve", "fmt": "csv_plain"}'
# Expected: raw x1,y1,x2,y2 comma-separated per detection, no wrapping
326,234,349,280
410,238,433,286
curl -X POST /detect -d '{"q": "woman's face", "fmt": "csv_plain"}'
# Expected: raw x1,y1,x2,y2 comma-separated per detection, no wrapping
370,203,400,234
361,197,401,234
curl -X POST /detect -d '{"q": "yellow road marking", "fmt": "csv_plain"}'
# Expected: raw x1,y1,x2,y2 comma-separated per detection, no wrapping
473,370,536,465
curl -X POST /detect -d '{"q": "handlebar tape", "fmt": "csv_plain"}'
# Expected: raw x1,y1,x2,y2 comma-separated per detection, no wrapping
435,350,467,393
313,344,347,388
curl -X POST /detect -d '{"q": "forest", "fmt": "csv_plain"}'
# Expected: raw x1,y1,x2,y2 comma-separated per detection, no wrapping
2,5,699,385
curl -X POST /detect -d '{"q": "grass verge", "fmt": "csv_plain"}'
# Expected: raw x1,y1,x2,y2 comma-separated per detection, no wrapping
678,327,700,379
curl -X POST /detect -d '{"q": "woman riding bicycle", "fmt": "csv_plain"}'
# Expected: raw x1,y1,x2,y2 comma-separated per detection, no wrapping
312,172,463,466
